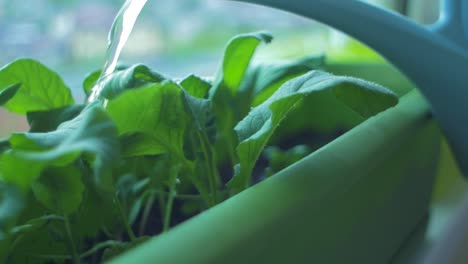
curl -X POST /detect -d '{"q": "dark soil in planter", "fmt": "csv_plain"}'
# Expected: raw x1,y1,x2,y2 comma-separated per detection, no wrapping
253,129,346,183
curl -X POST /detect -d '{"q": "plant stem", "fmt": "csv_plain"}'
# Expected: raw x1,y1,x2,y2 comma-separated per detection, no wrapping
115,196,137,241
152,190,202,201
158,189,166,223
163,165,179,232
163,192,174,232
226,132,237,171
80,240,121,258
198,132,219,206
139,192,156,236
187,133,212,205
64,215,81,264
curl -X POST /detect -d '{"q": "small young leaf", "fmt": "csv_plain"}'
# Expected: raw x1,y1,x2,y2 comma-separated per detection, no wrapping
179,74,211,99
0,59,74,114
213,32,273,95
0,83,21,106
229,71,398,191
222,32,272,92
31,166,85,215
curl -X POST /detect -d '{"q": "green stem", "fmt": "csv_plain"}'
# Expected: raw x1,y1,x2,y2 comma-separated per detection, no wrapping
102,226,114,239
163,165,179,232
152,190,202,201
115,196,137,241
158,190,166,229
187,133,212,205
163,193,174,232
198,132,219,206
139,192,156,236
80,240,121,259
64,215,81,264
226,131,237,171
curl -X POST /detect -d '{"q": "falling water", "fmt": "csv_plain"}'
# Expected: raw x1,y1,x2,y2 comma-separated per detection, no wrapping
88,0,148,102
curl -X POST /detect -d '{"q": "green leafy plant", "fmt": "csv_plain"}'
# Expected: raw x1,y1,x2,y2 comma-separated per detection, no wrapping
0,31,397,263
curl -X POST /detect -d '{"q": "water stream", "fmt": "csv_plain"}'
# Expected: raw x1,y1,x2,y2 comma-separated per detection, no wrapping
88,0,148,102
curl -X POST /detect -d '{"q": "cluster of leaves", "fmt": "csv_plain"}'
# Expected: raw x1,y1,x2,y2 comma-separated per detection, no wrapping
0,32,398,263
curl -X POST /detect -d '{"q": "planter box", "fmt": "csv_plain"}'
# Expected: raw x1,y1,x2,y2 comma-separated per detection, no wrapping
110,67,441,263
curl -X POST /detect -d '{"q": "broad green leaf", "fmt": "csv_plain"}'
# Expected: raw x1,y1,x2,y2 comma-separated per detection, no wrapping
229,71,398,191
0,103,120,190
27,104,85,132
0,59,74,114
99,64,165,100
0,83,21,106
180,74,211,99
107,81,187,158
217,32,273,93
252,55,325,105
31,166,85,215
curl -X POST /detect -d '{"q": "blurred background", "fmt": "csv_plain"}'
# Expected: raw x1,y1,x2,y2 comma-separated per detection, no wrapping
0,0,440,135
0,0,439,94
